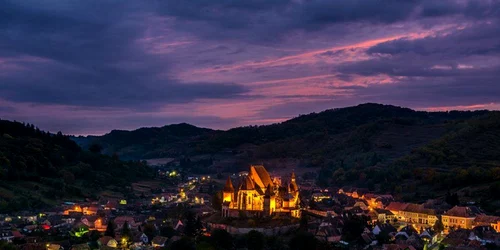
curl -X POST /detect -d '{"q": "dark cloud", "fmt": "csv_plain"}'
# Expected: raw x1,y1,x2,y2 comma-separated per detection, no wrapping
0,0,248,110
339,20,500,77
155,0,500,42
334,20,500,108
349,75,500,108
368,22,500,56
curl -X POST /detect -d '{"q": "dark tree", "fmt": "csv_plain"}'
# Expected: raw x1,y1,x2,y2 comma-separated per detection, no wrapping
0,241,16,250
445,192,460,206
210,229,233,250
121,221,133,242
376,230,390,244
170,237,195,250
289,231,317,250
184,211,200,237
433,219,445,233
266,235,287,250
246,230,265,250
104,220,116,238
299,213,308,231
89,143,103,154
160,226,176,238
142,223,157,240
212,191,222,211
341,215,367,243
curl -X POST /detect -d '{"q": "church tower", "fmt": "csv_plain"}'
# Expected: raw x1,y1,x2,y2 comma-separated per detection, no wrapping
290,171,298,193
263,184,275,216
222,176,235,203
289,172,299,208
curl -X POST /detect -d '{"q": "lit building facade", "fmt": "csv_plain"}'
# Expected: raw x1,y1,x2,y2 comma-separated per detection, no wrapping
442,206,482,230
222,165,300,218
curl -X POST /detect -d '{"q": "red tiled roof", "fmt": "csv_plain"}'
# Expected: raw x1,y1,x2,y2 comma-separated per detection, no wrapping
403,203,436,215
385,202,409,211
445,206,482,217
474,214,500,224
250,165,273,188
12,231,24,238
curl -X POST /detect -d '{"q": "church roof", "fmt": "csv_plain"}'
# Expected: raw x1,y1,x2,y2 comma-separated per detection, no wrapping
249,165,273,189
240,175,255,190
223,177,234,192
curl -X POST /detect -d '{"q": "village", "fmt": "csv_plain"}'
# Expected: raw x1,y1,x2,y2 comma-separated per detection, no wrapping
1,165,500,250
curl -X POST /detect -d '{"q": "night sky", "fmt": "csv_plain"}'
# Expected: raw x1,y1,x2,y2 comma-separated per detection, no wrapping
1,0,500,135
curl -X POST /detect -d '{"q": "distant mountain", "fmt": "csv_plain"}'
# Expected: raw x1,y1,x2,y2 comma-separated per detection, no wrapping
76,103,490,161
0,120,153,212
74,123,214,160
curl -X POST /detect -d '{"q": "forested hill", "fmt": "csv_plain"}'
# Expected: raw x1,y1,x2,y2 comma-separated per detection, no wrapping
75,103,490,161
0,120,153,212
73,123,215,160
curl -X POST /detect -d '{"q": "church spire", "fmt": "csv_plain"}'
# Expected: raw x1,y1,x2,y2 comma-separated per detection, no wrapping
223,176,234,192
290,171,298,192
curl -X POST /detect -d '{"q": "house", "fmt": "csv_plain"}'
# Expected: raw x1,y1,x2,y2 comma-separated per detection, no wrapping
348,206,366,216
315,226,342,243
395,225,419,239
352,200,369,211
373,223,397,236
98,236,118,248
375,209,396,223
362,194,394,209
473,214,500,232
442,206,483,230
174,220,184,231
441,229,471,248
420,228,439,244
400,203,437,226
114,216,137,230
314,217,344,243
0,231,14,242
385,202,409,220
133,233,148,244
82,206,98,215
385,202,437,226
151,236,168,248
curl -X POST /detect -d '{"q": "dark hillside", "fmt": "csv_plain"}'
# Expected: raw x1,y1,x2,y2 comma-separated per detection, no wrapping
77,104,489,161
0,120,153,212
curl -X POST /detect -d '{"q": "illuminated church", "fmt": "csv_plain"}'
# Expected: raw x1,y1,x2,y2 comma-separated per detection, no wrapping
221,165,300,218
